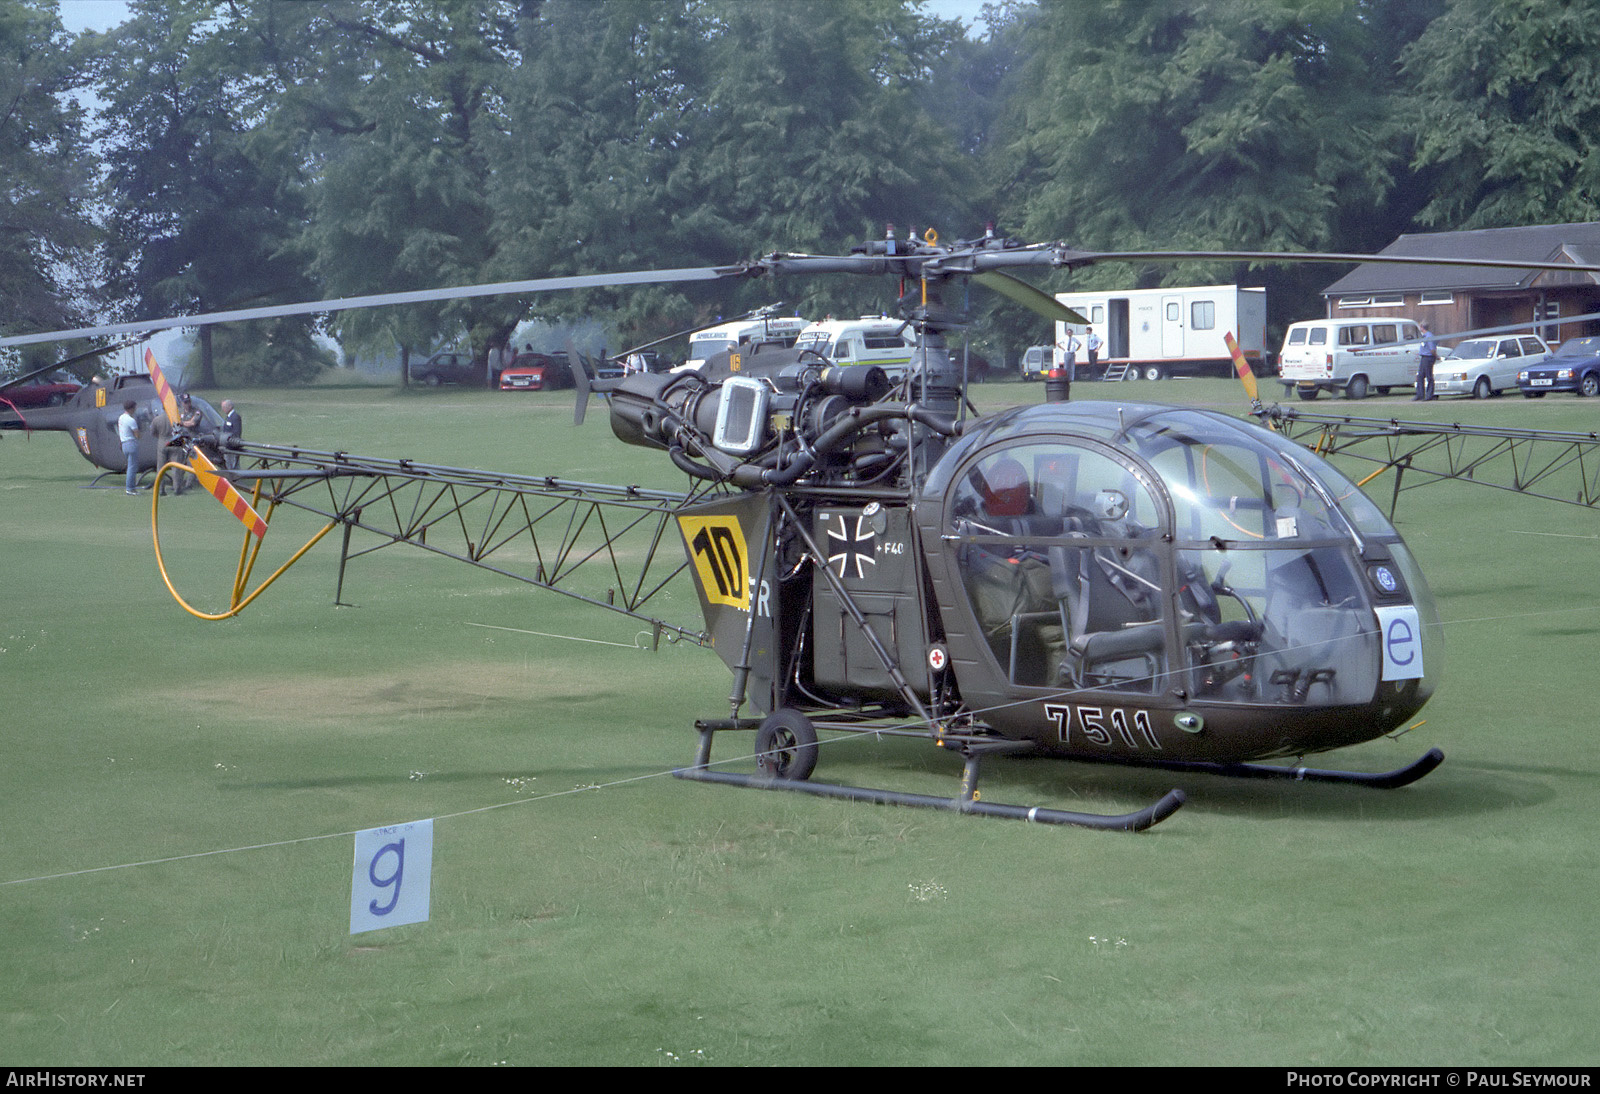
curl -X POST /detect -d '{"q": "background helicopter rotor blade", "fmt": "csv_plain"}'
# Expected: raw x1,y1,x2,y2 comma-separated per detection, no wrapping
0,337,143,392
616,302,791,360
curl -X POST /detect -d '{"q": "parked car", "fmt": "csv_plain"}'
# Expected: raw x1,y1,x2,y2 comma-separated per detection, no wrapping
410,351,482,387
1,372,82,409
591,355,625,381
498,352,572,391
1517,336,1600,398
1435,334,1551,398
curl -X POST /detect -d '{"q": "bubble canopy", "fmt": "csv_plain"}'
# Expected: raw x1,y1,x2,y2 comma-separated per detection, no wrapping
925,402,1438,729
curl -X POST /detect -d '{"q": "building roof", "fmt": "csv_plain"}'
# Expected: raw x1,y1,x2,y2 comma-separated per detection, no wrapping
1322,222,1600,296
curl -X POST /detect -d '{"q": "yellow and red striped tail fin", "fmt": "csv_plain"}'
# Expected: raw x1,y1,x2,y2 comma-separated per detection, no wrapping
145,348,181,423
187,445,268,539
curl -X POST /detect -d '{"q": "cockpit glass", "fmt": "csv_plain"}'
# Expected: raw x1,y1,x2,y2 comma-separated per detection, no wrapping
1120,411,1396,543
947,442,1169,692
689,338,735,359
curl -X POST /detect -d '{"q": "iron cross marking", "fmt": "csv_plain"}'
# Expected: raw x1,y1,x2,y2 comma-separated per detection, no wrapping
826,513,877,581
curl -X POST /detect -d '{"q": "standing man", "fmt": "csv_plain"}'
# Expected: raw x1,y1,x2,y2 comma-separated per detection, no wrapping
220,399,243,469
1057,329,1082,381
1085,326,1103,377
165,393,203,495
487,341,505,390
1415,323,1437,401
118,400,140,495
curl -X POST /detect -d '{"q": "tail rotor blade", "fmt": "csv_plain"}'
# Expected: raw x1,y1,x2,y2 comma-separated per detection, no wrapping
569,341,591,426
1224,331,1274,427
145,348,181,423
186,445,268,538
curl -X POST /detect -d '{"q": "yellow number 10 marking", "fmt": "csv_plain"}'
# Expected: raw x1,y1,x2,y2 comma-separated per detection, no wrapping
679,516,749,609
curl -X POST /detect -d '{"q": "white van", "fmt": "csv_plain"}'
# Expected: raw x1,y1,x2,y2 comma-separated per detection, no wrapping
682,314,808,372
1278,317,1424,400
1020,345,1053,380
794,317,917,378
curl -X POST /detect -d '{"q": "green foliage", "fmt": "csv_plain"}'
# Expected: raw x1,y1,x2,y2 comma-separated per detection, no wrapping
38,0,1600,381
1400,0,1600,229
94,0,322,386
1004,0,1396,276
0,0,99,336
486,0,975,343
176,318,335,386
687,0,975,323
489,0,717,338
289,1,526,360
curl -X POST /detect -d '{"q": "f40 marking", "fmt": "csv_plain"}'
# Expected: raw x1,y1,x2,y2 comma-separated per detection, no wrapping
1043,704,1162,750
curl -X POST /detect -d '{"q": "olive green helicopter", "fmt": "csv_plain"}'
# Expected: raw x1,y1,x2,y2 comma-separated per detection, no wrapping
9,230,1584,830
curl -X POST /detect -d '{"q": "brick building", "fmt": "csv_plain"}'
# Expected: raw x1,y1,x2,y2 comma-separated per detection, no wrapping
1320,222,1600,345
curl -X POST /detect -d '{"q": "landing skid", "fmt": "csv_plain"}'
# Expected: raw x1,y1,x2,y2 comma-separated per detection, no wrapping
675,721,1186,832
1124,746,1445,789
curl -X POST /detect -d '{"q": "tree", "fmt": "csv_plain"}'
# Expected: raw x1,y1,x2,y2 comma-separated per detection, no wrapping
281,1,534,378
95,0,321,387
988,0,1438,327
688,0,975,322
1398,0,1600,229
987,0,1411,337
0,0,99,345
491,0,976,345
489,0,720,344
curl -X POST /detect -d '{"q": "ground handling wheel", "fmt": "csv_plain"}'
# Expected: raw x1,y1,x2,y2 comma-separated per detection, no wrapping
755,708,818,781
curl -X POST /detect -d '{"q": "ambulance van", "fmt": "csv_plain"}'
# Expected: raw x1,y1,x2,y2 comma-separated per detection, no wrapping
681,314,808,372
794,317,918,378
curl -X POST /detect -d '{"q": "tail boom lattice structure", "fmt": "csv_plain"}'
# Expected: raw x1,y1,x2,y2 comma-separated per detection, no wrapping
157,440,718,644
1268,409,1600,515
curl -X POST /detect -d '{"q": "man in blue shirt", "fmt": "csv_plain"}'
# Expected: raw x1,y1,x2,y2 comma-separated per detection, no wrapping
1415,323,1437,400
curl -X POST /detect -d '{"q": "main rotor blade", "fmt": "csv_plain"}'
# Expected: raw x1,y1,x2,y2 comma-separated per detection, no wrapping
13,240,1597,355
0,265,753,350
0,337,141,392
971,270,1090,324
1036,248,1600,277
618,302,791,359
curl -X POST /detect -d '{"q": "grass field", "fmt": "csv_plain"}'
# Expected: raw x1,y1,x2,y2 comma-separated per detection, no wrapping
2,376,1597,1065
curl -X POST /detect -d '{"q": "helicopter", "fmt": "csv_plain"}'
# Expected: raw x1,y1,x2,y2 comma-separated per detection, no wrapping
8,229,1587,831
0,347,226,484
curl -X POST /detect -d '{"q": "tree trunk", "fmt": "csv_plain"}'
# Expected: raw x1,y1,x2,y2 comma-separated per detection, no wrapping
196,325,218,389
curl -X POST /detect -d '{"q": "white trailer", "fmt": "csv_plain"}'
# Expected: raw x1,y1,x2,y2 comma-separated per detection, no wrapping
1053,285,1266,381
